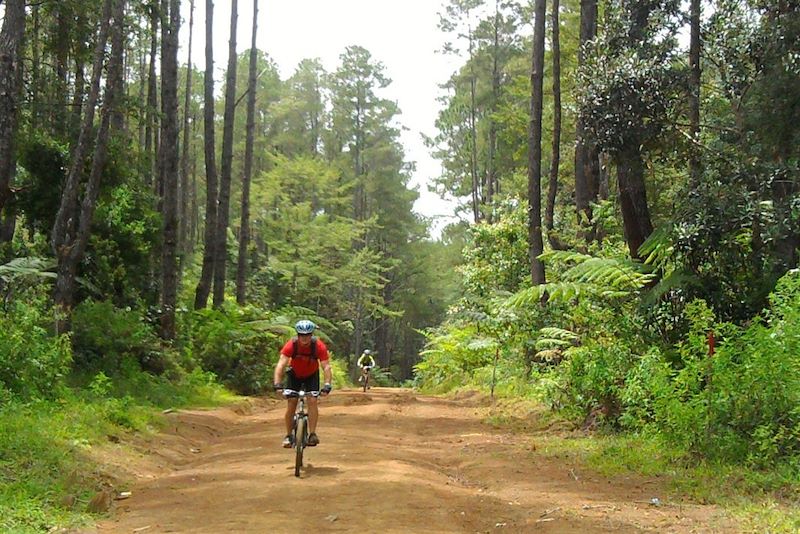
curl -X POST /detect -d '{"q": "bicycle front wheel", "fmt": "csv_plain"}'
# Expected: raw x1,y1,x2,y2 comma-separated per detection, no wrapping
363,373,369,392
294,417,305,477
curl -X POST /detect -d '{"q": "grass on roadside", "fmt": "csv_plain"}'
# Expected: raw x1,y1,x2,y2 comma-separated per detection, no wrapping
477,395,800,534
0,368,236,533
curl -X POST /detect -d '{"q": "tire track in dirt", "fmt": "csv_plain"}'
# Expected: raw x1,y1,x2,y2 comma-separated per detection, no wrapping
96,388,736,533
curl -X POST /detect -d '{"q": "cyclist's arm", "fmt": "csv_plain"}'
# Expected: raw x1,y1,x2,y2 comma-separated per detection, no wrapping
321,359,332,386
274,354,290,385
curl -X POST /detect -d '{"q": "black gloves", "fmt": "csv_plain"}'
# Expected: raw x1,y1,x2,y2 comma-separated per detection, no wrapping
321,383,332,395
273,383,283,391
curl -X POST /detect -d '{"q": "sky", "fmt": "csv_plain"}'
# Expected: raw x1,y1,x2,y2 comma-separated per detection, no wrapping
180,0,463,237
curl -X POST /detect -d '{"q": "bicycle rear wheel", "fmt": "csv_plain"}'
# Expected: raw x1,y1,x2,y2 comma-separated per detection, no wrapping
294,417,305,477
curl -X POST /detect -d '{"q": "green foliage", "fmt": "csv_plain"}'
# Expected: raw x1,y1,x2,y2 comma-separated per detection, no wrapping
88,181,161,307
71,300,166,376
460,204,531,299
14,131,69,238
578,0,685,157
0,291,71,401
0,367,233,533
179,306,283,395
414,326,494,392
654,276,800,467
0,257,56,285
506,249,654,308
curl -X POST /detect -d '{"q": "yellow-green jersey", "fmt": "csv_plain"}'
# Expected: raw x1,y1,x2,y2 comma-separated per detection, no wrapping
358,353,376,367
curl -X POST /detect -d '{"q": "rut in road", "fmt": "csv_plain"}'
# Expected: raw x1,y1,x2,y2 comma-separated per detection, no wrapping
98,388,734,533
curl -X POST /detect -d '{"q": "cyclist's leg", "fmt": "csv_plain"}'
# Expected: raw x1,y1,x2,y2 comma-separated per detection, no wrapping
302,371,321,444
307,396,319,430
284,368,301,437
284,397,298,434
302,371,320,430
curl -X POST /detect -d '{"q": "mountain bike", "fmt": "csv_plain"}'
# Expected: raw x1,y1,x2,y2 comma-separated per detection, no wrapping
360,365,373,392
282,388,317,477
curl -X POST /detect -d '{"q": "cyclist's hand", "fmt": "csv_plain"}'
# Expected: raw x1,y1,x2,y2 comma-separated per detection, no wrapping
321,383,332,396
272,383,283,392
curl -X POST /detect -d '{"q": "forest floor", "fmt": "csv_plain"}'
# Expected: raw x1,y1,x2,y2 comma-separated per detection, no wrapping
90,388,738,533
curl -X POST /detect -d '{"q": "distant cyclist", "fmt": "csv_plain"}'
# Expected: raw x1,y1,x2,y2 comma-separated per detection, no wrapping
273,320,332,448
357,349,376,384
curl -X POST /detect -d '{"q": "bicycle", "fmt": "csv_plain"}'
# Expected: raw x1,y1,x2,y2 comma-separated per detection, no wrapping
359,365,373,392
281,388,317,477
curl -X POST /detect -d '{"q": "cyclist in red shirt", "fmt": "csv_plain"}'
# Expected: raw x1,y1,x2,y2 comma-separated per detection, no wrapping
273,320,332,448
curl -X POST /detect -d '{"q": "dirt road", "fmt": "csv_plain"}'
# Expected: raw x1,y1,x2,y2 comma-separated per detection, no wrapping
97,388,734,533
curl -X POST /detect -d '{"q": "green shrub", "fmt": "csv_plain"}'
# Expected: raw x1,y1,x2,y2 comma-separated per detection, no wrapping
559,340,641,426
414,326,495,392
646,275,800,467
0,295,71,400
180,306,282,395
71,300,166,375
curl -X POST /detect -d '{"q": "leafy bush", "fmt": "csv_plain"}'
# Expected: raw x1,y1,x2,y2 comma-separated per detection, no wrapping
180,306,283,395
669,275,800,467
71,300,166,376
0,294,71,400
558,340,641,426
414,326,494,392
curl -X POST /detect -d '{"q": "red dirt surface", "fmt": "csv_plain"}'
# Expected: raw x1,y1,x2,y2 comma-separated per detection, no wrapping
95,388,736,533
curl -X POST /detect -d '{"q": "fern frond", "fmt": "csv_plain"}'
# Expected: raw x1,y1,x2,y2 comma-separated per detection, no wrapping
562,256,654,291
538,327,579,342
641,268,702,306
639,224,674,267
539,250,594,265
536,326,579,351
0,257,57,282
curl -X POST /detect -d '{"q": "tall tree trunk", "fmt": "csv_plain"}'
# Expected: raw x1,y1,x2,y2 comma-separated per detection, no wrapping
617,146,653,259
212,0,238,308
545,0,563,250
31,4,42,129
236,0,258,305
53,6,70,139
190,116,199,251
159,0,181,340
688,0,702,188
527,0,547,286
574,0,599,239
179,0,195,262
145,1,159,189
69,60,86,140
485,3,501,223
0,0,26,216
468,26,480,224
194,0,219,310
52,0,124,331
137,36,147,149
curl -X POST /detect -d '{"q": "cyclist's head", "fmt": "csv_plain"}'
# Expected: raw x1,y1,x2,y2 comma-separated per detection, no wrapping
294,319,316,335
363,349,371,355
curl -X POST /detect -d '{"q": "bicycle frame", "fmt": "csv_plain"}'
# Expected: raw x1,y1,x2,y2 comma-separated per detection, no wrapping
360,366,373,392
282,389,318,477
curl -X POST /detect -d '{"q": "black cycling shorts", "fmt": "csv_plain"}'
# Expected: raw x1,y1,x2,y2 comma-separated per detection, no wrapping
287,368,320,393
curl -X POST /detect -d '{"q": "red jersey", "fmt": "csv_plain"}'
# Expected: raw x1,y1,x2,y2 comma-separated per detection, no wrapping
280,338,329,378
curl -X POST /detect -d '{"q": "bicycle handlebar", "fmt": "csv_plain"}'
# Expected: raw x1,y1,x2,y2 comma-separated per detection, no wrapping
280,388,321,398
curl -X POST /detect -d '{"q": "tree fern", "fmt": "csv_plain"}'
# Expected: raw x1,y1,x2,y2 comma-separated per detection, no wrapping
506,251,654,309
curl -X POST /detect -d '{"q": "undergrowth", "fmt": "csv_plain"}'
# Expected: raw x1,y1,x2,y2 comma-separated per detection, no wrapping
0,369,235,533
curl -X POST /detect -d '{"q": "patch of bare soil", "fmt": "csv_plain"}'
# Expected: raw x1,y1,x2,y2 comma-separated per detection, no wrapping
94,388,737,533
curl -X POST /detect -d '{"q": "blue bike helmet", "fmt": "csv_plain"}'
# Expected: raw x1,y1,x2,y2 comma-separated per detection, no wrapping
294,319,316,334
